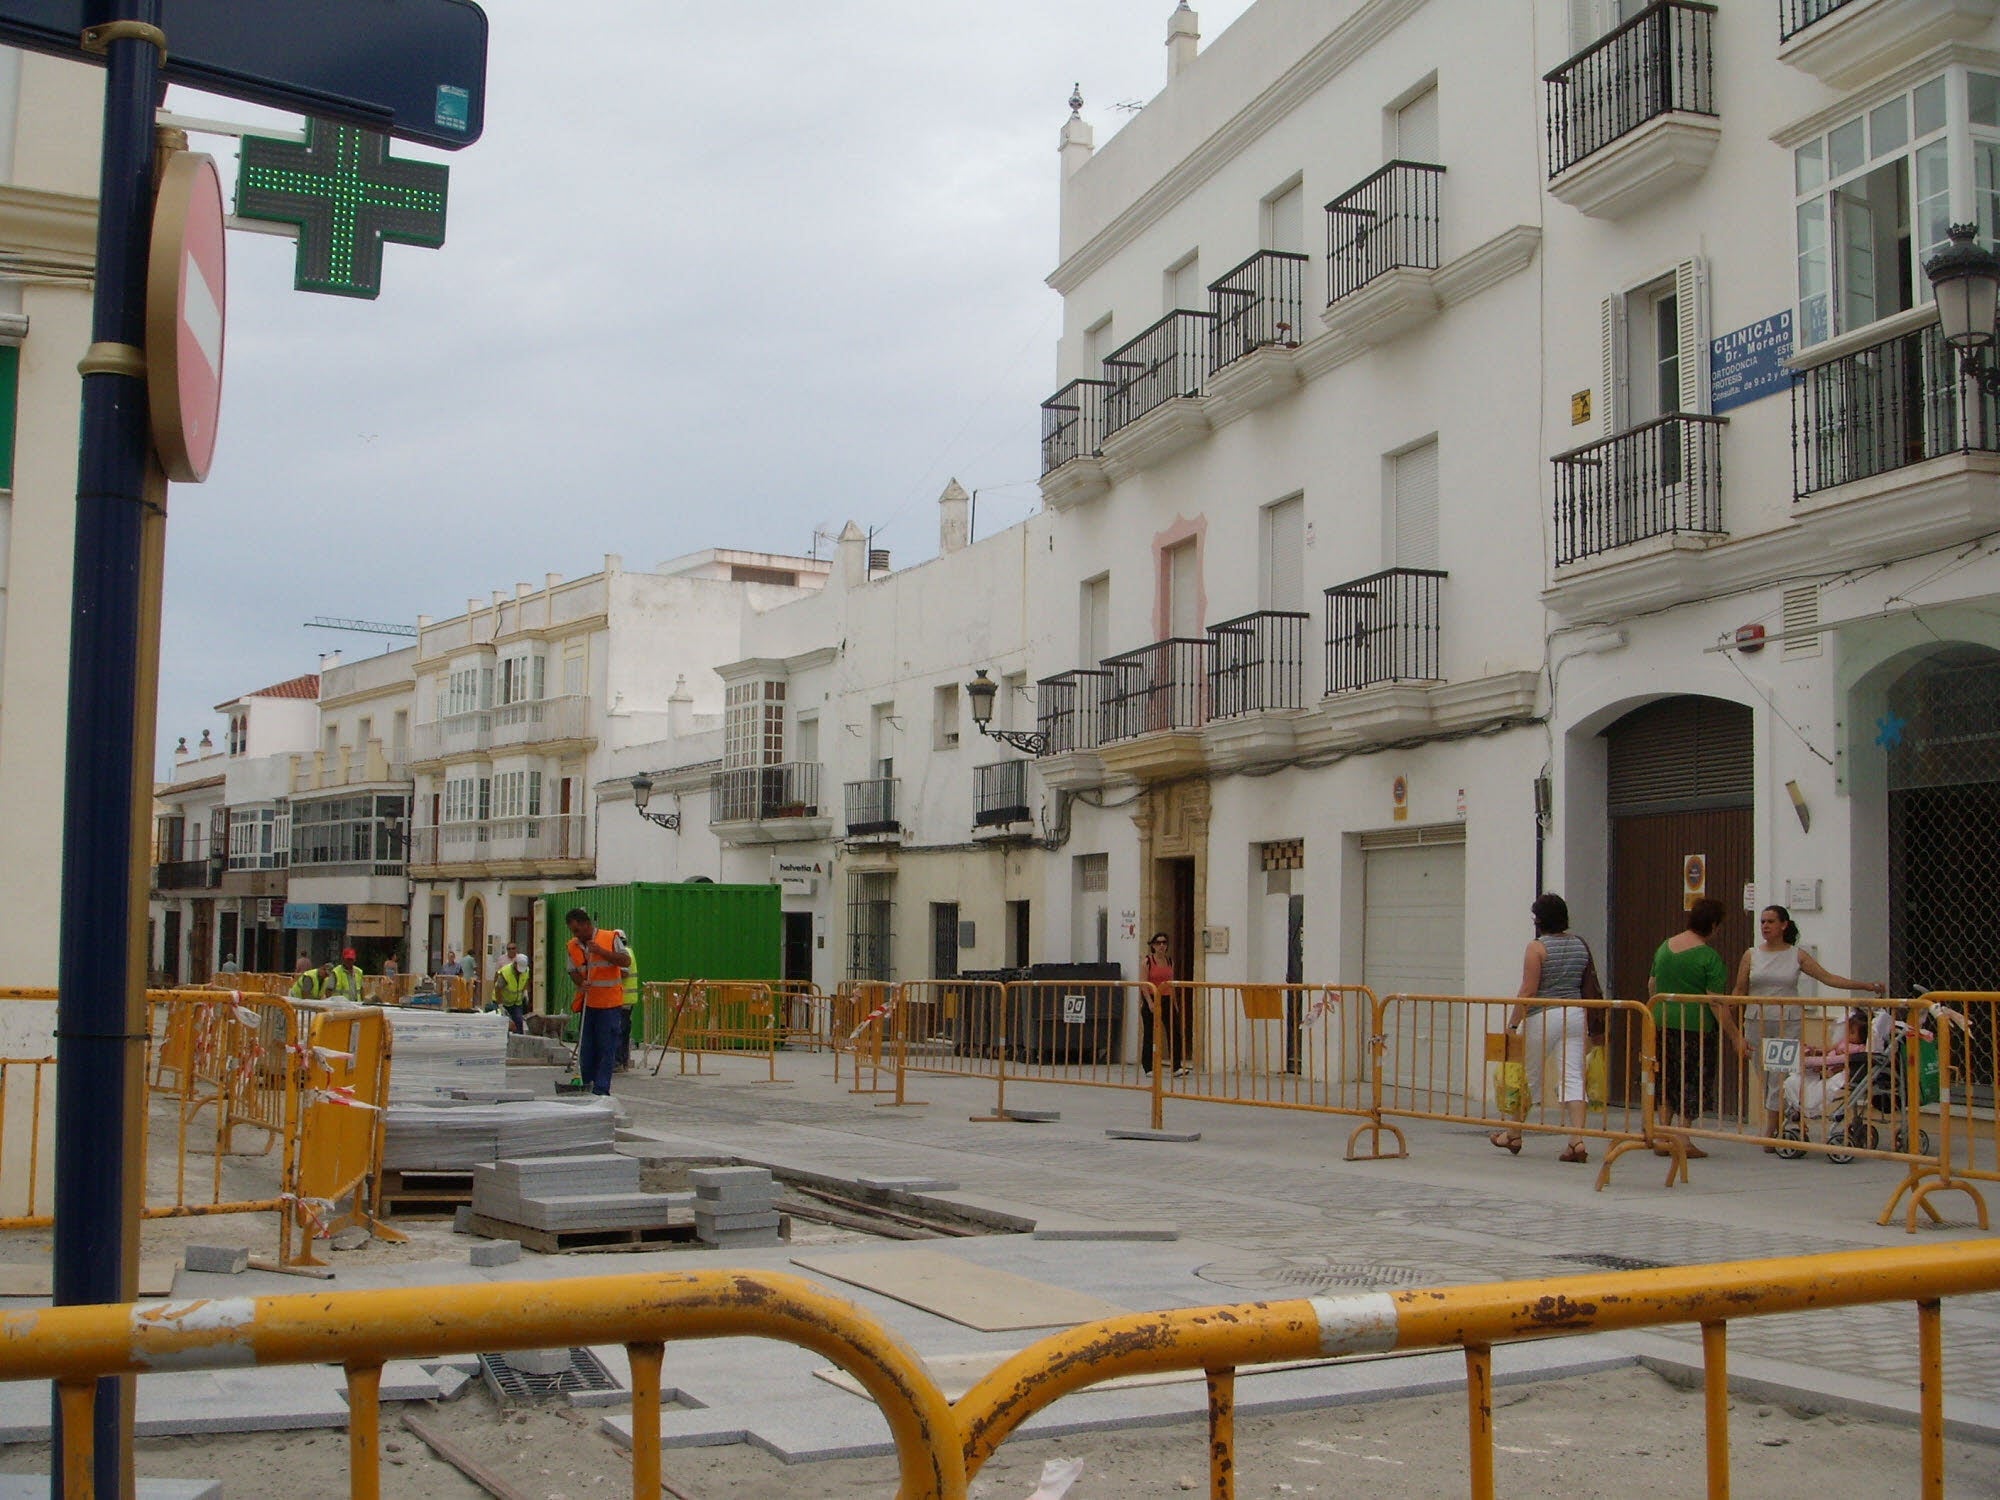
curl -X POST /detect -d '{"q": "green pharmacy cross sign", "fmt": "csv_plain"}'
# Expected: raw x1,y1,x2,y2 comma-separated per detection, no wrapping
236,119,449,298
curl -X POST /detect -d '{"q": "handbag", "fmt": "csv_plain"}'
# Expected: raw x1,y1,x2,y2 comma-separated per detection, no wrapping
1579,941,1605,1001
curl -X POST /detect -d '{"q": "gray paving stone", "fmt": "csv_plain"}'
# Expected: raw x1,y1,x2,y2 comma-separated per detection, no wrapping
689,1166,775,1191
430,1366,473,1401
999,1109,1060,1122
181,1244,249,1275
0,1481,220,1499
1104,1128,1202,1142
694,1207,781,1232
0,1366,349,1442
855,1176,960,1193
1032,1223,1180,1241
469,1238,520,1266
374,1361,443,1402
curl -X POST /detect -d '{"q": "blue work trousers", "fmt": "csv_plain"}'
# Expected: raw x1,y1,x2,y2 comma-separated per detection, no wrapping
577,1005,621,1095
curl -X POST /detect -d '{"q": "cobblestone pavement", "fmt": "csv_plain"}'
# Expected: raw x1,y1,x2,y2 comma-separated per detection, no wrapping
610,1056,2000,1406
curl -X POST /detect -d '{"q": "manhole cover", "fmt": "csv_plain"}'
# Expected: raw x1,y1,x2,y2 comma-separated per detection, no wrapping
479,1347,620,1403
1192,1257,1430,1295
1552,1253,1668,1272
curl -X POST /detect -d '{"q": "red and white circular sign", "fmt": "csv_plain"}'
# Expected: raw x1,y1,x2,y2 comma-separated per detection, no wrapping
146,152,227,483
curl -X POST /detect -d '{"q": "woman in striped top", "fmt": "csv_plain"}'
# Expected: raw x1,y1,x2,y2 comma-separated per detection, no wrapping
1491,892,1595,1163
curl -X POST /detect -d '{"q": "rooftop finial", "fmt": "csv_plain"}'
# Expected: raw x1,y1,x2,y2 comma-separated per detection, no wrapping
1069,82,1083,117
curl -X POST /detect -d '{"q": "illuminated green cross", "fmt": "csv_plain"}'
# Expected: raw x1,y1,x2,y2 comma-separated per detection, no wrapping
236,119,450,299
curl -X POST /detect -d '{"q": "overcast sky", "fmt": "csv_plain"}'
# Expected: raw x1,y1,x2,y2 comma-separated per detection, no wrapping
151,0,1254,767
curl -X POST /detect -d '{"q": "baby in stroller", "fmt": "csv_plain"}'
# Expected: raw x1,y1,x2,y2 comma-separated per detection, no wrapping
1776,1002,1965,1161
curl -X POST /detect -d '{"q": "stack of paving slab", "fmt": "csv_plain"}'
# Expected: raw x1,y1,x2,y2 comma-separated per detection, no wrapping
470,1152,686,1234
382,1008,508,1102
691,1166,783,1249
382,1097,617,1171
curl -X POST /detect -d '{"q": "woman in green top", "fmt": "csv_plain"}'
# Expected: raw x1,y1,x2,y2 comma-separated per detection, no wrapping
1648,897,1746,1157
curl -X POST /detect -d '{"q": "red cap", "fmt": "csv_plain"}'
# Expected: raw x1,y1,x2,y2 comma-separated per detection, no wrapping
342,948,357,961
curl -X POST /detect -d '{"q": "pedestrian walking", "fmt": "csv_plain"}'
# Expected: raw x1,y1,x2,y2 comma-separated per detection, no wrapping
1492,893,1599,1163
1733,904,1884,1148
564,907,630,1096
1139,932,1189,1077
1649,897,1746,1157
493,941,531,1033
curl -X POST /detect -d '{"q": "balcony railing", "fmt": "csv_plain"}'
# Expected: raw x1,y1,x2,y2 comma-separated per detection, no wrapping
710,762,823,824
1792,323,2000,499
491,694,592,751
1325,569,1446,694
1102,310,1214,437
1325,162,1445,305
1040,378,1110,475
410,814,590,867
1100,638,1214,743
1207,611,1310,719
844,777,900,835
1036,669,1111,755
153,857,223,891
1208,250,1307,372
411,710,489,762
975,761,1031,827
1552,413,1726,564
1778,0,1857,42
1544,1,1716,178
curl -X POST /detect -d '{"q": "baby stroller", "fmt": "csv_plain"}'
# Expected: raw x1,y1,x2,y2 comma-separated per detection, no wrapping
1775,1006,1939,1163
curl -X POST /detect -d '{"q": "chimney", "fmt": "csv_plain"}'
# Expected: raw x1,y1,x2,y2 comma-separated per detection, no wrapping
868,547,891,578
1059,84,1094,181
490,588,505,609
515,582,532,598
416,614,432,630
545,572,563,589
1167,3,1199,81
668,674,694,740
938,478,970,555
319,650,342,670
837,521,868,589
604,553,623,575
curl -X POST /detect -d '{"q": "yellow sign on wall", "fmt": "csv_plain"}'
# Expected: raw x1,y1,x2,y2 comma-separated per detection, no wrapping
1570,389,1592,426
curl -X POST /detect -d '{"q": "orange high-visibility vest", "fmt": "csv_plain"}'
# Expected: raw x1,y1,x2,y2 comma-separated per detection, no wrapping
566,930,627,1009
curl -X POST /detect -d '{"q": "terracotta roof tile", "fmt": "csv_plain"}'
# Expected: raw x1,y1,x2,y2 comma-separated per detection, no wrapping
213,672,319,711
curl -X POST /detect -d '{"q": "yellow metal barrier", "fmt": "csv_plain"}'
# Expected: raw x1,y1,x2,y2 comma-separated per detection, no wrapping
0,1268,966,1500
669,981,787,1083
1880,993,1996,1234
773,979,832,1051
840,981,899,1096
888,980,1005,1114
955,1240,2000,1500
1165,983,1401,1160
0,1057,53,1220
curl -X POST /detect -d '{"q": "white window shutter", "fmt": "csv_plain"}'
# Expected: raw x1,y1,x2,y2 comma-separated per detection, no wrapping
1392,440,1440,570
1675,256,1710,414
1600,295,1625,435
1569,0,1599,52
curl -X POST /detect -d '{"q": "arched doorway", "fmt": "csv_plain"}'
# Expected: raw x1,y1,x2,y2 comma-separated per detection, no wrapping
464,897,486,1002
1603,695,1754,1102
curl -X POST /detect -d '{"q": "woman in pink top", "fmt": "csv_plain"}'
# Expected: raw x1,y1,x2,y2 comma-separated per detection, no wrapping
1140,932,1188,1077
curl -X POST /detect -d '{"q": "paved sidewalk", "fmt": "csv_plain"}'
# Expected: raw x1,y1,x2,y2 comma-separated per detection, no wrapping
606,1045,2000,1432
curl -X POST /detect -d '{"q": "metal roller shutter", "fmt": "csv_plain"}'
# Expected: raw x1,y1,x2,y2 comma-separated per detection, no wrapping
1605,696,1752,817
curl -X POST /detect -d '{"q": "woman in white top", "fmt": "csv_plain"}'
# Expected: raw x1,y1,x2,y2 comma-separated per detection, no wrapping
1732,904,1885,1148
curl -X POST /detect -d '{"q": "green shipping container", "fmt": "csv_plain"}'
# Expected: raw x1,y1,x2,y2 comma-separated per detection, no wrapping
538,882,781,1015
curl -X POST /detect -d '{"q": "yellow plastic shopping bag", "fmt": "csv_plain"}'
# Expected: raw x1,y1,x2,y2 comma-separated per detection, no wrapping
1584,1043,1608,1110
1485,1032,1528,1117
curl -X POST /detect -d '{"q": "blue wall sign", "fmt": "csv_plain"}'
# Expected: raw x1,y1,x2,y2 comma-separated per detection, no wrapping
283,902,349,931
1709,311,1794,413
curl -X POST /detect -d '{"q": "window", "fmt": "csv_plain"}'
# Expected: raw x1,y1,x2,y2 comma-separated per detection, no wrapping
1263,180,1305,255
1163,539,1200,638
933,684,960,749
443,774,490,824
1599,260,1707,432
356,716,372,749
1567,0,1649,52
499,650,545,705
1080,574,1110,664
723,680,785,768
290,793,408,871
0,344,18,491
561,645,586,697
1166,253,1202,313
323,724,339,758
1084,314,1115,374
1388,441,1440,571
227,805,288,869
227,713,247,757
1002,671,1029,732
1395,83,1439,162
490,770,542,822
1794,74,1956,347
1260,495,1305,611
870,702,896,778
848,872,894,981
1007,900,1032,967
444,666,490,718
795,713,819,766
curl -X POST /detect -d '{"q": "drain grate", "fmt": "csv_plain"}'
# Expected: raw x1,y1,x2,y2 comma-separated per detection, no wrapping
1553,1253,1669,1272
1193,1257,1432,1295
479,1347,621,1403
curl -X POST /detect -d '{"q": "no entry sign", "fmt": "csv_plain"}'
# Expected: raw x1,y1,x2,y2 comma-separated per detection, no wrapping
146,151,227,482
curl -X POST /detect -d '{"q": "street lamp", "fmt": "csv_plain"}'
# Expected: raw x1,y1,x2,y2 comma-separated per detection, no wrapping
1924,222,2000,392
630,773,680,831
965,668,1048,756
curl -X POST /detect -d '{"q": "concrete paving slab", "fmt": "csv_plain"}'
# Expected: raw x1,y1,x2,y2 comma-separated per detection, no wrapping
1104,1128,1202,1142
430,1366,473,1402
0,1366,351,1442
790,1246,1128,1331
373,1361,444,1402
1032,1223,1179,1241
0,1480,220,1499
855,1176,960,1193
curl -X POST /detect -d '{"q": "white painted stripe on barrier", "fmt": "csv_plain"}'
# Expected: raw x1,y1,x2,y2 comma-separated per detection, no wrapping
1308,1292,1399,1357
130,1297,259,1369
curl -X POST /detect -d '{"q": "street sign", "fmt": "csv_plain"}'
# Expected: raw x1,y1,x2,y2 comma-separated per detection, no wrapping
236,120,449,299
0,0,487,149
144,151,225,481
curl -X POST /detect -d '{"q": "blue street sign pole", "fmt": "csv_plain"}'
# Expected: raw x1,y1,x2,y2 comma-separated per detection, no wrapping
53,0,163,1491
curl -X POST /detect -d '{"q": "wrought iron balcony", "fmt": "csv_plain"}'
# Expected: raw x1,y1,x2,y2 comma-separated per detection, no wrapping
1208,250,1307,372
153,857,222,891
1100,638,1214,743
1552,413,1726,564
1544,1,1716,177
1036,669,1111,755
1325,569,1445,694
1208,611,1309,719
975,760,1032,827
1039,378,1110,475
1778,0,1857,41
1325,162,1444,305
844,777,900,836
1792,323,2000,499
1102,309,1214,437
710,761,823,824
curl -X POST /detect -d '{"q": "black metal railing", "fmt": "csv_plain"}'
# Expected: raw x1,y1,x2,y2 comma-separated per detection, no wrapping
1325,161,1445,305
1325,570,1446,694
1779,0,1857,42
1545,1,1716,178
1100,639,1213,743
975,761,1031,827
1102,310,1214,436
1792,323,2000,499
709,761,822,824
1552,413,1727,564
1037,669,1111,754
1208,250,1307,372
844,777,900,835
1040,378,1110,475
153,857,220,891
1208,611,1310,719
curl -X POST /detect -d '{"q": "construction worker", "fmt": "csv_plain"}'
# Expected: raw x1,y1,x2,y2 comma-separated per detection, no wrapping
289,959,333,1000
616,940,640,1070
327,948,368,1004
564,907,630,1095
494,940,532,1033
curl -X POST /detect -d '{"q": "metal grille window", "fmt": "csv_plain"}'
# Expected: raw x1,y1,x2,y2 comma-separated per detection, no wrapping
1604,695,1751,815
848,874,894,981
1325,162,1444,305
1544,2,1716,178
1261,840,1304,872
1324,569,1445,693
1100,639,1213,742
1208,250,1306,371
1208,611,1307,718
1039,379,1109,473
974,761,1030,826
1552,414,1726,563
1037,669,1111,754
1792,323,2000,497
844,778,899,835
1101,310,1214,436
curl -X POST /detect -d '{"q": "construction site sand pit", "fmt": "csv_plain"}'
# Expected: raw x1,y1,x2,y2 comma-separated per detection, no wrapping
4,1364,1992,1499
